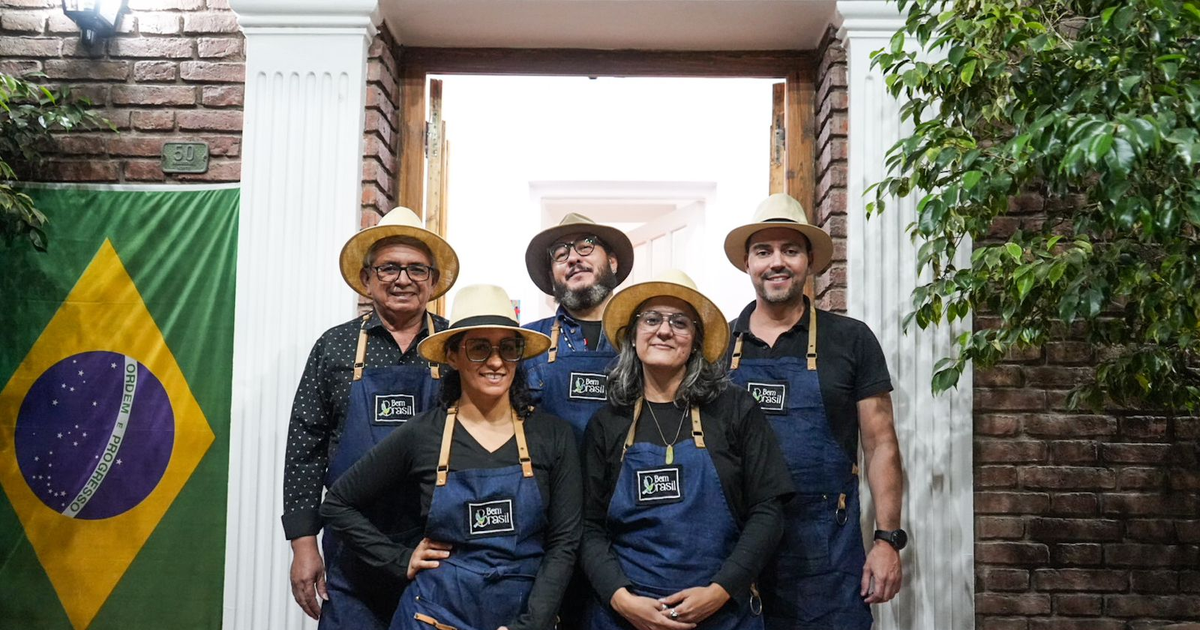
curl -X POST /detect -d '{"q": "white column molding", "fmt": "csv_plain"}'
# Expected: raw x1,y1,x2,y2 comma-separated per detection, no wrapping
836,2,975,629
224,2,378,629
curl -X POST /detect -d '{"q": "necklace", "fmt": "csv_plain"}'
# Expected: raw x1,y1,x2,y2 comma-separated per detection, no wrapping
646,401,688,465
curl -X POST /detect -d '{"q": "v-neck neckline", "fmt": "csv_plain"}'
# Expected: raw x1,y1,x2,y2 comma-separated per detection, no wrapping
456,421,516,455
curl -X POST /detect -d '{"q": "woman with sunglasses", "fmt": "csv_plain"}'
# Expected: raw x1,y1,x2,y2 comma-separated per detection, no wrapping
322,284,581,630
581,270,793,630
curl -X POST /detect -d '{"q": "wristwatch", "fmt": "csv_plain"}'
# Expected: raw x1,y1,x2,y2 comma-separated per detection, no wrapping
873,528,908,550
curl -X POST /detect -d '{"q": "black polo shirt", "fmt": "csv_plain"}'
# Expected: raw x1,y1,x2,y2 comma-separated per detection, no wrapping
727,298,893,461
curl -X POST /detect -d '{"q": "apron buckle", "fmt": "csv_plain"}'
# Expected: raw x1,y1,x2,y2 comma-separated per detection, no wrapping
749,583,763,616
835,492,848,526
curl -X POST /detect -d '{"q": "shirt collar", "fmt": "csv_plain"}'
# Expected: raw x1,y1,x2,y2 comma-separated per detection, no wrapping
732,296,811,337
366,310,437,337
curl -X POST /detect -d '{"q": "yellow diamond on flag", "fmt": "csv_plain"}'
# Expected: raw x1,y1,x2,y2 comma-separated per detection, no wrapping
0,239,215,630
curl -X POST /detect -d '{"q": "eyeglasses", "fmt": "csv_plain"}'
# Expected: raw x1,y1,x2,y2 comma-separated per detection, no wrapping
635,311,696,336
371,263,433,283
461,338,526,362
549,236,602,264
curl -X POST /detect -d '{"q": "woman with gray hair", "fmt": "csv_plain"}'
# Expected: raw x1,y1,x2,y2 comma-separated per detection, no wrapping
580,269,794,630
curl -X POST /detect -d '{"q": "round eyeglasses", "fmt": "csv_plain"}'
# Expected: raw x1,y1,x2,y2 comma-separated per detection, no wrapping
635,310,696,336
461,337,526,362
549,236,602,264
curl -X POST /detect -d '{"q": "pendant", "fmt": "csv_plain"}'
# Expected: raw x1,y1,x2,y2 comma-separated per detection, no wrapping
665,444,674,465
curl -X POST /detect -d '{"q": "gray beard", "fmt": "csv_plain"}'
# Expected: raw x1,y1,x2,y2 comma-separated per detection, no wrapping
553,266,617,311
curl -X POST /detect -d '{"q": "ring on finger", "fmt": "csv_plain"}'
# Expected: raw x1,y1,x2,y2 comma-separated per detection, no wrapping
669,609,680,620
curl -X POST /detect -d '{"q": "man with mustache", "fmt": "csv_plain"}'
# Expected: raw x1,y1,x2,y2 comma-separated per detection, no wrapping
282,207,458,630
723,194,905,630
521,213,634,446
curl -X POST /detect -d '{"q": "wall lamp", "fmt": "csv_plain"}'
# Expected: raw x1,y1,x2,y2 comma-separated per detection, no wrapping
61,0,127,46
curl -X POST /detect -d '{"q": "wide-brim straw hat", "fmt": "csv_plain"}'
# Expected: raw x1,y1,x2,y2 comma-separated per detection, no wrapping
602,269,729,363
339,206,460,299
418,284,551,364
723,193,833,273
524,212,635,295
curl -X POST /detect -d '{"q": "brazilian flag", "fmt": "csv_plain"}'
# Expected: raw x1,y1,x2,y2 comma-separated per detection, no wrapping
0,184,238,629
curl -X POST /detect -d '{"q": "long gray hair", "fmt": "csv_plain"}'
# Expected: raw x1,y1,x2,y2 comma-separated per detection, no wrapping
606,304,727,408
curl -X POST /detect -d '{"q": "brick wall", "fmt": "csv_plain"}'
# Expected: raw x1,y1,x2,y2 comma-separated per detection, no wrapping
0,0,244,183
360,24,400,227
814,27,848,314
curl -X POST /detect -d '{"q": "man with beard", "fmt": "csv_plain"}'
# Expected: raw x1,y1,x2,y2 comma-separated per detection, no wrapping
723,194,905,630
521,213,634,446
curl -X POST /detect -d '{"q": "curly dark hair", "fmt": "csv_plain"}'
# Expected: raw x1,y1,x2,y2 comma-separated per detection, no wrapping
437,331,535,420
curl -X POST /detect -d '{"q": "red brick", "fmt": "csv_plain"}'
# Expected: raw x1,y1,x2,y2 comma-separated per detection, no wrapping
1119,416,1170,441
55,135,106,155
0,36,60,57
1032,568,1127,592
1051,543,1102,566
1028,517,1120,542
1178,520,1200,543
1019,467,1115,490
1049,441,1099,464
201,135,240,157
980,568,1030,592
107,137,164,157
1029,621,1122,630
131,110,175,131
1102,443,1173,464
132,60,178,82
180,60,243,83
47,160,119,181
1183,570,1200,592
109,37,193,58
978,466,1019,488
182,12,240,34
977,620,1028,630
200,85,243,107
1130,570,1179,593
197,37,241,58
977,491,1050,514
42,59,128,80
1003,345,1044,363
1023,367,1093,388
1007,192,1046,214
112,85,195,106
1104,594,1199,618
1103,492,1200,517
1104,544,1199,568
176,159,240,181
976,542,1050,565
1,12,45,32
137,14,182,34
123,160,165,181
177,110,241,131
1052,593,1101,616
126,0,204,9
1046,341,1093,364
0,59,40,75
1118,467,1166,490
1178,418,1200,439
977,366,1024,387
977,439,1049,464
976,594,1051,615
1169,468,1200,491
977,515,1025,539
1048,493,1098,516
1126,519,1178,542
976,389,1046,411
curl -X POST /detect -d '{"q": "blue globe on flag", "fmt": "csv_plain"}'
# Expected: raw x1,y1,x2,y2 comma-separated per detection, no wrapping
14,351,175,520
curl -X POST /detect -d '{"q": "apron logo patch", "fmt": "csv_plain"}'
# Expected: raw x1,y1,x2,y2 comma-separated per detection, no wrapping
374,393,415,423
568,372,607,401
747,382,787,413
636,467,683,504
467,499,516,536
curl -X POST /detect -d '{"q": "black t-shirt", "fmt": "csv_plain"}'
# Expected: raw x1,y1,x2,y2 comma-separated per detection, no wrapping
578,319,603,351
580,387,794,604
728,299,893,461
320,406,581,630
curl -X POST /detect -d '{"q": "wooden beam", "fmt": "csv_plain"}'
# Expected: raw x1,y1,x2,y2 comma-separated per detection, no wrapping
401,47,814,78
424,78,445,230
398,64,426,216
785,67,817,220
769,82,786,194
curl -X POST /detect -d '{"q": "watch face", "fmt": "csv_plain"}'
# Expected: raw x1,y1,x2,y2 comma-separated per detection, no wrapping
892,529,908,550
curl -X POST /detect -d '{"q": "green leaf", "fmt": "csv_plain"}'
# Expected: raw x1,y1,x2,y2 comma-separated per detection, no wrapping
1088,133,1114,164
890,31,905,54
960,59,977,85
1119,75,1142,96
963,170,983,190
1005,242,1022,261
1101,6,1118,24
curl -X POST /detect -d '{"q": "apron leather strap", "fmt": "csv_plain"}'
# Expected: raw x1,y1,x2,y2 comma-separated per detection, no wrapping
621,398,643,461
730,334,743,371
413,612,459,630
547,320,560,364
513,410,534,478
690,405,705,449
426,311,441,380
807,302,818,371
435,406,457,486
352,313,371,381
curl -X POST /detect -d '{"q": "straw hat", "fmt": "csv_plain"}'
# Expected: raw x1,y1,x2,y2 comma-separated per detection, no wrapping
601,269,729,363
418,284,551,364
723,193,833,273
339,206,460,299
524,213,635,295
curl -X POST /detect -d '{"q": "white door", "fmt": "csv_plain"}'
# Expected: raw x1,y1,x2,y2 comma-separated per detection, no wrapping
626,200,703,282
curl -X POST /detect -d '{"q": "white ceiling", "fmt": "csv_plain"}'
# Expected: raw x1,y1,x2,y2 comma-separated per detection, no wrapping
381,0,840,50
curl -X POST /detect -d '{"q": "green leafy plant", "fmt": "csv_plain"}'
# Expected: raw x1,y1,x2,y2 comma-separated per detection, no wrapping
869,0,1200,411
1,72,113,251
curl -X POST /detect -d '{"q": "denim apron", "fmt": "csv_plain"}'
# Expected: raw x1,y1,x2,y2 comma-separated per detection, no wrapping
727,307,871,630
586,400,763,630
320,312,443,630
523,316,618,446
394,407,547,630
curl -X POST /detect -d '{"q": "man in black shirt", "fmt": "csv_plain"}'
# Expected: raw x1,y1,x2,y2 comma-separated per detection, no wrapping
282,207,458,629
723,194,905,630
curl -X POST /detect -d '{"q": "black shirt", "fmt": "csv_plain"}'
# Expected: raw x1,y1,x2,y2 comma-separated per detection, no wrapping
729,299,893,461
579,319,603,350
282,311,447,540
320,406,581,630
580,387,794,604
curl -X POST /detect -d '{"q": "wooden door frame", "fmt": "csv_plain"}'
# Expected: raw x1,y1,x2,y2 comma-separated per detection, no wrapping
396,47,818,224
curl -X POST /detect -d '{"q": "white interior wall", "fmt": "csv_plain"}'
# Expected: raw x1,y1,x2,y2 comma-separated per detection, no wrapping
435,75,776,323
